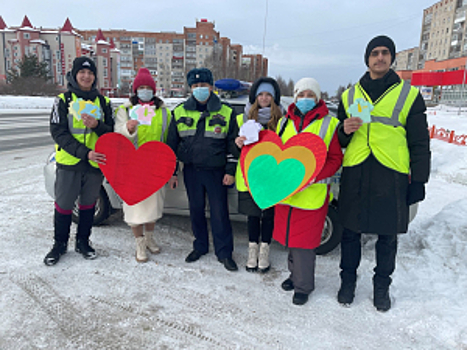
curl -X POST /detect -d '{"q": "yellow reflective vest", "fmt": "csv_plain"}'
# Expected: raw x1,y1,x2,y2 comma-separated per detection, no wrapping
278,115,339,210
118,104,171,148
235,113,253,192
55,93,110,168
172,103,232,139
341,80,419,174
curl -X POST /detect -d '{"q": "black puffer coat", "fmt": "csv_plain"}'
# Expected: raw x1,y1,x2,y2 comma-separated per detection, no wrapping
337,70,431,235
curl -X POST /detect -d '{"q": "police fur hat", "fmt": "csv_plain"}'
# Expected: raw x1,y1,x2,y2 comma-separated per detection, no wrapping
364,35,396,67
187,68,213,87
71,56,97,79
249,77,281,106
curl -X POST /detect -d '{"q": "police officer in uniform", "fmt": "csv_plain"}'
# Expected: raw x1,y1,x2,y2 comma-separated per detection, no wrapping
336,36,431,311
44,57,114,266
167,68,239,271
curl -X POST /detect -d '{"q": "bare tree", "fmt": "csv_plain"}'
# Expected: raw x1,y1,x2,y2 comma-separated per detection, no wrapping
335,85,347,101
276,75,288,96
286,78,294,97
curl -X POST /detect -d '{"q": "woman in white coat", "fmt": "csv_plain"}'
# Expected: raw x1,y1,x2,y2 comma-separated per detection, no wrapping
114,68,171,262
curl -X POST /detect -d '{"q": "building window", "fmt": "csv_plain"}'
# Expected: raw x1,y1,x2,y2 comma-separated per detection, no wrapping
102,48,107,53
103,69,108,77
24,33,30,39
206,35,209,39
103,58,108,67
200,35,203,39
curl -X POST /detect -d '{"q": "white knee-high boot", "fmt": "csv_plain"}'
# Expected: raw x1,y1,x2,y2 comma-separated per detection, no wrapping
135,236,148,263
258,242,270,273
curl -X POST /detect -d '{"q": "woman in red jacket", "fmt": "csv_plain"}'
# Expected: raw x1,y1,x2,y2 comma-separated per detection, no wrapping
273,78,343,305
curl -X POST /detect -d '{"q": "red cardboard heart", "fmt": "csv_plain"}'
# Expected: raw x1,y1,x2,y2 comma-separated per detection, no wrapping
240,130,327,208
95,133,176,205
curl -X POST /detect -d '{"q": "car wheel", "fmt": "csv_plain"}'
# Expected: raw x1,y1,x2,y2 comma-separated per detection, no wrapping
71,188,110,226
316,205,343,255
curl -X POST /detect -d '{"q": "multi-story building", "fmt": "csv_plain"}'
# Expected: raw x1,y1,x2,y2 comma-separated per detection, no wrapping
0,16,81,88
394,47,420,72
242,54,268,82
78,19,263,97
1,17,267,97
417,0,467,68
0,16,120,95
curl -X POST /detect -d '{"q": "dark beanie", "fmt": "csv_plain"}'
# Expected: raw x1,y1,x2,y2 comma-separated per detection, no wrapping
71,56,97,79
364,35,396,67
187,68,213,87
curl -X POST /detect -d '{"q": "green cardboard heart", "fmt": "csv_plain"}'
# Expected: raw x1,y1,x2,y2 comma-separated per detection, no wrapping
247,154,306,209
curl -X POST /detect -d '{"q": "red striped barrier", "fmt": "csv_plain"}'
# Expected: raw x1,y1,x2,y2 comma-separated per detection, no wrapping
430,125,467,146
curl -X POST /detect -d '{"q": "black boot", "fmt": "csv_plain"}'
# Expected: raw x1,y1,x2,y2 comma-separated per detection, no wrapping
337,280,356,305
75,207,97,260
44,241,68,266
44,209,71,266
373,279,391,312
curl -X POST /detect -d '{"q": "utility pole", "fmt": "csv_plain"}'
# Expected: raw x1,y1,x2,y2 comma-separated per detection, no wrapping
458,57,467,115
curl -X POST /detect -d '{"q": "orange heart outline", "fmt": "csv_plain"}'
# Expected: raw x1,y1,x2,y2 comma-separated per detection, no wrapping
243,142,317,194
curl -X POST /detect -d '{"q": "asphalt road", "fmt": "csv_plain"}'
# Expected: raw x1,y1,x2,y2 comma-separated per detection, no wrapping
0,112,53,153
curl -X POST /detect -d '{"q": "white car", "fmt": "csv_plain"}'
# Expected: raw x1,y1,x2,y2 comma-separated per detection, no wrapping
43,95,417,255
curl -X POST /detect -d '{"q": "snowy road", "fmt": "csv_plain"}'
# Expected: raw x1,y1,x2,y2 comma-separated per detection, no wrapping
0,141,466,349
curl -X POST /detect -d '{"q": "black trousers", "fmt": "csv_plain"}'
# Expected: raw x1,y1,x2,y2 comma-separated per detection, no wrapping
339,228,397,288
247,208,274,244
183,164,233,260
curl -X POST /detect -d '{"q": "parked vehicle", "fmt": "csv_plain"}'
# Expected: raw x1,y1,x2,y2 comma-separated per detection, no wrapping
43,87,417,255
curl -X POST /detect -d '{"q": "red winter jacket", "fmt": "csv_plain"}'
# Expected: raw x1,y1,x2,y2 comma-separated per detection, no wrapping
273,100,343,249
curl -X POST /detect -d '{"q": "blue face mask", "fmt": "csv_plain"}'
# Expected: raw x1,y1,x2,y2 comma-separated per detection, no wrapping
137,89,154,102
192,87,211,102
295,98,316,115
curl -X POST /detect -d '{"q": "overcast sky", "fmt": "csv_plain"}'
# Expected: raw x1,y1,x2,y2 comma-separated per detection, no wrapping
2,0,436,95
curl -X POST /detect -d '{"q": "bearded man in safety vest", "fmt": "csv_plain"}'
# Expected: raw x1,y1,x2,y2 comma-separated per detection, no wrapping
44,57,114,266
167,68,239,272
336,35,431,311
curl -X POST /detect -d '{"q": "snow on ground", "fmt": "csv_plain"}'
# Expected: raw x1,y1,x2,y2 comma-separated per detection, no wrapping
0,95,185,113
0,98,467,349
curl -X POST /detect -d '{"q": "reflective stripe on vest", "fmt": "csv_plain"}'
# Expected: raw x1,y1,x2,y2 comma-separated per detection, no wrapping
235,113,249,192
173,104,232,140
342,79,418,174
55,93,104,168
278,115,339,210
132,107,170,148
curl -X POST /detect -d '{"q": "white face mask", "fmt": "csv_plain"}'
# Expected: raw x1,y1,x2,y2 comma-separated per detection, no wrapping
137,89,154,102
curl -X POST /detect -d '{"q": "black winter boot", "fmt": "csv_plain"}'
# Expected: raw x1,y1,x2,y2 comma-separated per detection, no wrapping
44,209,72,266
373,283,391,312
75,207,97,260
44,241,68,266
337,280,356,305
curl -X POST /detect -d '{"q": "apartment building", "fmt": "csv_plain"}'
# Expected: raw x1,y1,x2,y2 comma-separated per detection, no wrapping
1,17,267,97
418,0,467,68
78,19,264,96
0,16,120,94
394,47,420,71
242,54,268,82
0,16,81,88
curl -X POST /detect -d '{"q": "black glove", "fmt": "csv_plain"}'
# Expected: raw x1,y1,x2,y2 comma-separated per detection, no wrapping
407,181,425,206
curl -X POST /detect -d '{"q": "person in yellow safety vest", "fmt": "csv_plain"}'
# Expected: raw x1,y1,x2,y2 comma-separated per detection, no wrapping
336,35,431,312
114,67,171,263
167,68,240,272
44,56,114,266
273,78,343,306
234,77,283,273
